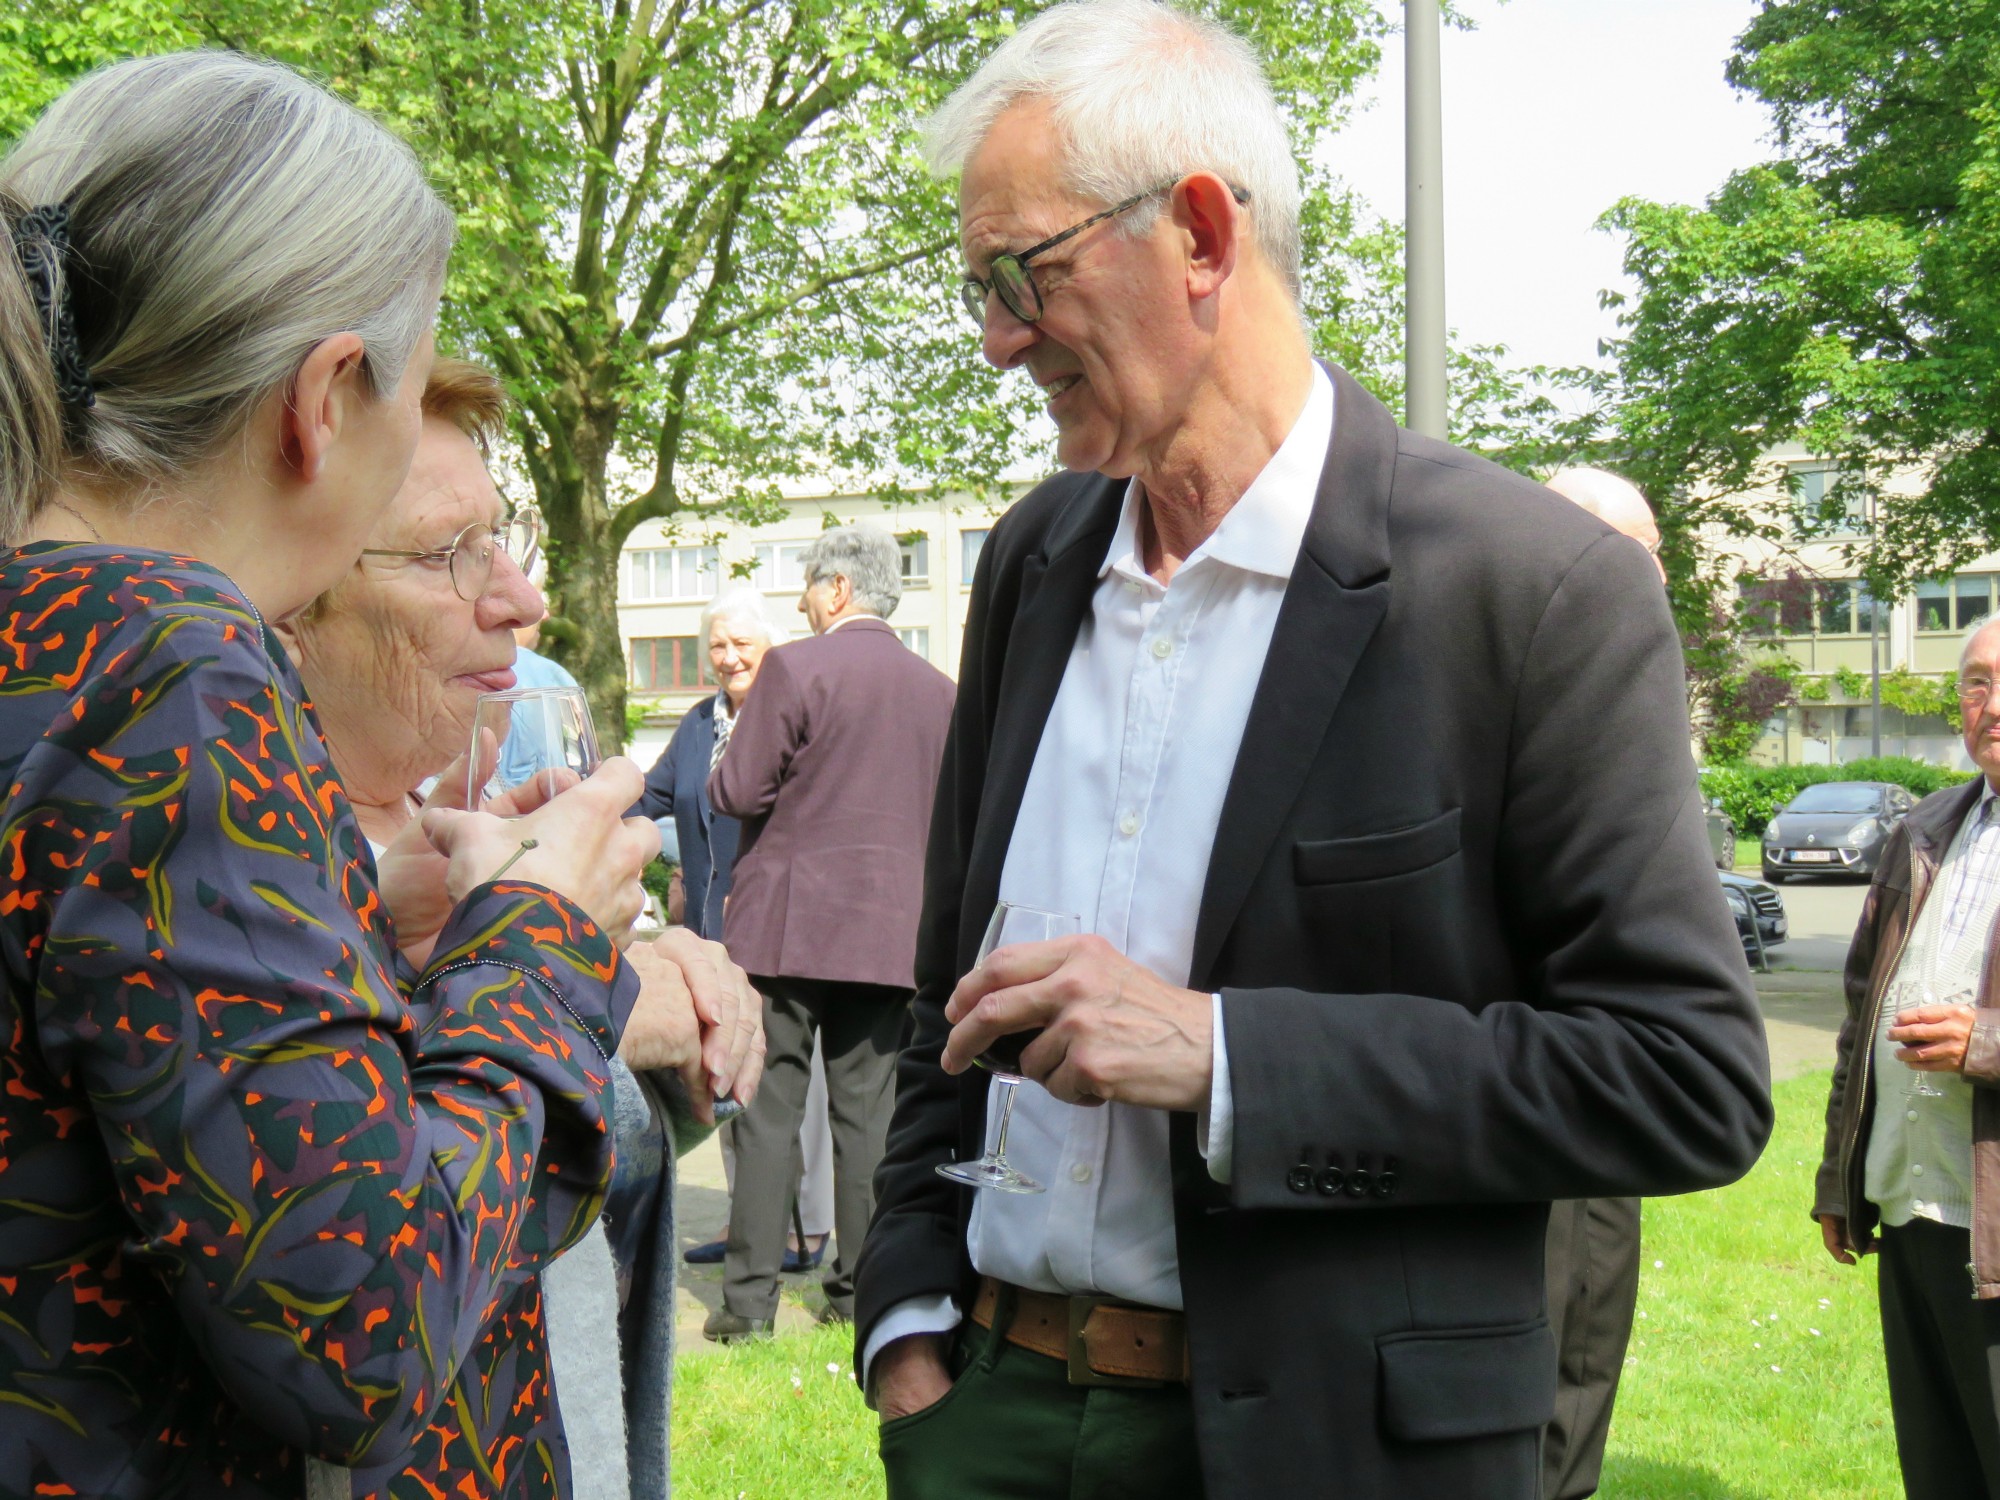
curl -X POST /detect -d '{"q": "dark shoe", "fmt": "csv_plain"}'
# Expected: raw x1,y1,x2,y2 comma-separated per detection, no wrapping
682,1238,726,1266
815,1301,853,1328
781,1234,828,1273
703,1308,774,1344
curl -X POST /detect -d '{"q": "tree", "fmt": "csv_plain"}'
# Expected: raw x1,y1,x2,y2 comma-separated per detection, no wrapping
8,1,1567,748
1596,0,2000,605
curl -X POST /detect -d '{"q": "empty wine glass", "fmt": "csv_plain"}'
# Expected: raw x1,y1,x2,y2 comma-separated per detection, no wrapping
1897,983,1962,1101
935,901,1079,1195
467,685,599,810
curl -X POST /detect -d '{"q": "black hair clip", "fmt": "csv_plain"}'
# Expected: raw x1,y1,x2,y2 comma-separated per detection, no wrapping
13,204,96,414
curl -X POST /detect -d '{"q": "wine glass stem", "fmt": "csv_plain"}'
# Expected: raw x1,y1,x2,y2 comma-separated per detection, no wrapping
990,1079,1020,1162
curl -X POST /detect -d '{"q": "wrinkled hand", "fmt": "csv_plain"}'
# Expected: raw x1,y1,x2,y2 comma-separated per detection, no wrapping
619,930,765,1125
1889,1003,1977,1073
421,756,659,942
874,1335,953,1423
374,740,558,967
940,934,1212,1111
1817,1213,1860,1266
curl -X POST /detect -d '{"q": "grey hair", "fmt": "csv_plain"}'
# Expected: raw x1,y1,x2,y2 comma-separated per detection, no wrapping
699,583,790,650
0,51,454,538
1961,613,2000,671
922,0,1303,298
800,524,902,619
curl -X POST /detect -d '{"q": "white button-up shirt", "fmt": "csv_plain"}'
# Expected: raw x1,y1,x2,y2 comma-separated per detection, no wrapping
863,364,1332,1375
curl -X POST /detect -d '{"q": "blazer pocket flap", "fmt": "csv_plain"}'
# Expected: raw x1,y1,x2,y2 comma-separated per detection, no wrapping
1377,1320,1555,1442
1295,808,1462,885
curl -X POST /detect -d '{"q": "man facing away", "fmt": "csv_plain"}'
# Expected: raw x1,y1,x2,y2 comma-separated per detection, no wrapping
853,5,1773,1498
1817,614,2000,1500
704,525,955,1340
1538,466,1667,1500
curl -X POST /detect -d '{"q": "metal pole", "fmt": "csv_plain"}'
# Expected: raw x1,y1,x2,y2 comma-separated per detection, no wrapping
1870,599,1882,758
1405,0,1447,439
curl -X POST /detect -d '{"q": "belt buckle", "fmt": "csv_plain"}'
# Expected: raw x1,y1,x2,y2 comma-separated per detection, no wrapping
1065,1295,1168,1389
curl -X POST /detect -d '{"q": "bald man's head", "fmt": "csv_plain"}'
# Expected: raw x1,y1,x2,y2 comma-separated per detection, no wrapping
1546,467,1665,580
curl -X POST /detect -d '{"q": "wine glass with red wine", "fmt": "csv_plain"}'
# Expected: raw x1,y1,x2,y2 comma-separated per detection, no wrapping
934,901,1079,1195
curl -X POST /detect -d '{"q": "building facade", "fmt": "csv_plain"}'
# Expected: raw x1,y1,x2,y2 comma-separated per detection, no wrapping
1712,443,1978,770
617,489,1011,762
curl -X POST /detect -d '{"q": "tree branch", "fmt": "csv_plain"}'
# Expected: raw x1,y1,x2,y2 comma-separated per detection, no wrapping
645,238,951,358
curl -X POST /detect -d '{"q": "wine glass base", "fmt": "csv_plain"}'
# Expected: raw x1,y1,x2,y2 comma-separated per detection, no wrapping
936,1159,1044,1194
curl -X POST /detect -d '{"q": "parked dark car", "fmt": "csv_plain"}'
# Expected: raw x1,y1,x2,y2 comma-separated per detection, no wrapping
1704,798,1738,871
1720,870,1787,958
1760,780,1915,882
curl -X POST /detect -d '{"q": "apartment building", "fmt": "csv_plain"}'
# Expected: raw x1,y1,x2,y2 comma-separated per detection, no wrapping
617,488,1013,761
1712,443,1979,769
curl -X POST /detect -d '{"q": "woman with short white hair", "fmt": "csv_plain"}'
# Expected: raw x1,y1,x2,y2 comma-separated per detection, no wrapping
636,585,837,1272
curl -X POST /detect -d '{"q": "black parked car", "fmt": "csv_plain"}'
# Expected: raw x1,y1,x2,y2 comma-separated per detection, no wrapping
1704,799,1738,871
1720,870,1787,957
1760,780,1915,882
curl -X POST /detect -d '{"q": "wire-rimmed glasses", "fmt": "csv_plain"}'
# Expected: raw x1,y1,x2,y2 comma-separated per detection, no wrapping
935,901,1079,1196
362,505,544,602
956,183,1250,328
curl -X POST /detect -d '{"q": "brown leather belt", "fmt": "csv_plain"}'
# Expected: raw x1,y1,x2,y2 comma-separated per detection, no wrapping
971,1276,1191,1387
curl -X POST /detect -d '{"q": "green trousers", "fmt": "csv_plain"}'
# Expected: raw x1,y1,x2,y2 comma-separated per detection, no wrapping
877,1293,1206,1500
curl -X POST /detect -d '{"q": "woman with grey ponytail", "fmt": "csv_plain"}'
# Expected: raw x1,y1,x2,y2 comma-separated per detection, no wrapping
0,52,679,1500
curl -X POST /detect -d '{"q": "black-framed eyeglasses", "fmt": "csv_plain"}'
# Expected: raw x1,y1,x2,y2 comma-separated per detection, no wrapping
957,180,1252,329
361,505,544,602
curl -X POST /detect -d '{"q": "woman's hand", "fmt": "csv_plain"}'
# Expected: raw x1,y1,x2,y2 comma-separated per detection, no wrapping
421,757,659,941
619,930,765,1124
372,744,489,968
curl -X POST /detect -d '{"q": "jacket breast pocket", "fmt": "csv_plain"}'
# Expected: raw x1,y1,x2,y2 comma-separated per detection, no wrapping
1294,808,1461,886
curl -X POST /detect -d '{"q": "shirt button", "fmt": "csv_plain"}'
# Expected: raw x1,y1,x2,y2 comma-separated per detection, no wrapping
1908,1109,1920,1122
1911,1164,1926,1177
1151,636,1172,659
1118,811,1139,836
1070,1163,1093,1184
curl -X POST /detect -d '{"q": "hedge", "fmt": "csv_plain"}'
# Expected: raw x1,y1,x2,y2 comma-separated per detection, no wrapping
1700,757,1976,837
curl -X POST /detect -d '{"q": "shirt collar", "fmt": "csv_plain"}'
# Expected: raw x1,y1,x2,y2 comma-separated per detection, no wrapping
1098,362,1334,584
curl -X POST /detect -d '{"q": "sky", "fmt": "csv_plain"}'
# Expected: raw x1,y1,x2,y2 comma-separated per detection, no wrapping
1320,0,1776,375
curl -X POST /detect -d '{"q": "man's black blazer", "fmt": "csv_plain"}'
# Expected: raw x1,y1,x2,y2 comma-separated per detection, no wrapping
855,365,1772,1499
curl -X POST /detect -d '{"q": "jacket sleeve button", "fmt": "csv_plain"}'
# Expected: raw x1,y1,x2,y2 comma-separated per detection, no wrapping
1314,1167,1345,1196
1286,1165,1314,1194
1345,1168,1373,1198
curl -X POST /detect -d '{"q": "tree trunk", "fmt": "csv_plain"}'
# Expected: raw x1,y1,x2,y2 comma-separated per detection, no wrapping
539,423,636,758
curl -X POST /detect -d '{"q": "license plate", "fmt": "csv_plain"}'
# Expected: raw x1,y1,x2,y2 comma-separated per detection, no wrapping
1792,850,1834,863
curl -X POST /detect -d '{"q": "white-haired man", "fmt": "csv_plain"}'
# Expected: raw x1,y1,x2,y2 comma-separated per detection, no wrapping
1538,466,1665,1500
853,4,1771,1498
1817,615,2000,1500
705,525,955,1341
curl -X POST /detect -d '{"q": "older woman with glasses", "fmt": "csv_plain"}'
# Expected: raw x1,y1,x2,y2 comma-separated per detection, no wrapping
285,357,763,1497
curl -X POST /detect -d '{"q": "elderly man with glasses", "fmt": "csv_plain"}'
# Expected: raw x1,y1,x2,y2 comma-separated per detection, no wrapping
1816,615,2000,1500
852,4,1772,1498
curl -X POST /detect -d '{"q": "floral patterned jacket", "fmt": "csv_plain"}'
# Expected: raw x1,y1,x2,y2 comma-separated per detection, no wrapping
0,543,636,1498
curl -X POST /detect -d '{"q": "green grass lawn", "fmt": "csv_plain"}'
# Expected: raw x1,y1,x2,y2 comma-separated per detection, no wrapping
1736,835,1762,871
671,1073,1899,1499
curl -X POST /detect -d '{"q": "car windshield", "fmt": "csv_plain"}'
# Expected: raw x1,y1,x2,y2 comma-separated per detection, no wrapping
1785,784,1884,815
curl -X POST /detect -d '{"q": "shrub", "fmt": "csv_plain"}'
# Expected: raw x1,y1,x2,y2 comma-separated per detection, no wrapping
1700,756,1974,836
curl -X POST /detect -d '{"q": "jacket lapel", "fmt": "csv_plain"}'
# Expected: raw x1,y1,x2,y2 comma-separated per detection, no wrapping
1189,367,1400,987
960,478,1124,963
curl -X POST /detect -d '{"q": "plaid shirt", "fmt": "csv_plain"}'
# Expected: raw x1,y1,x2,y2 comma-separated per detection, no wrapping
1939,782,2000,956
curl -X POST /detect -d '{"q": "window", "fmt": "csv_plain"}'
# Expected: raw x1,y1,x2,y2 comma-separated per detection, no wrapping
1815,580,1855,635
960,528,990,583
1854,584,1887,635
899,536,930,586
897,626,931,658
624,546,718,602
1957,574,1995,629
1916,579,1953,632
753,542,811,592
629,636,711,690
1790,462,1866,539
